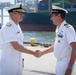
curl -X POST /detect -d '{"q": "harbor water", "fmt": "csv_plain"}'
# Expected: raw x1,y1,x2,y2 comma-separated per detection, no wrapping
23,31,55,44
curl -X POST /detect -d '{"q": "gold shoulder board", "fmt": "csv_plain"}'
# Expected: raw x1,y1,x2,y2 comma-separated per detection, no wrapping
6,23,11,27
64,24,70,28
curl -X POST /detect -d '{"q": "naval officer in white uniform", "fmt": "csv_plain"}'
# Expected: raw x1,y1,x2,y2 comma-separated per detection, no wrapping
37,5,76,75
0,3,40,75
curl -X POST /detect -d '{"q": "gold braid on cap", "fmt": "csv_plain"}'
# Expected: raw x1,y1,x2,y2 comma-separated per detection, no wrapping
52,10,58,13
12,9,23,12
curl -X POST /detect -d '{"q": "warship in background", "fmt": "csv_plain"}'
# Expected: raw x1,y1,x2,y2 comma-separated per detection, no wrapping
0,0,76,31
19,0,76,31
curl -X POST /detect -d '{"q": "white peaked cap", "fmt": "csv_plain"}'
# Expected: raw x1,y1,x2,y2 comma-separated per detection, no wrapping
6,3,25,13
52,5,68,13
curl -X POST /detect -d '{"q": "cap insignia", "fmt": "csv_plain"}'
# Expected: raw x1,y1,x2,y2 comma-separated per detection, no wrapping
20,4,22,8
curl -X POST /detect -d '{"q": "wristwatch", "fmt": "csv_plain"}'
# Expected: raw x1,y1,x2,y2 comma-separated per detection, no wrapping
67,66,73,70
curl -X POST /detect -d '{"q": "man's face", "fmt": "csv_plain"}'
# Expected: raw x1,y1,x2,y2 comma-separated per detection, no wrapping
15,12,23,22
50,13,59,26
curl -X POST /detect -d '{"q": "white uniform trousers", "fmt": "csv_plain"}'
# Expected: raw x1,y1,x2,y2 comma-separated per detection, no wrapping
0,60,23,75
56,58,70,75
0,53,23,75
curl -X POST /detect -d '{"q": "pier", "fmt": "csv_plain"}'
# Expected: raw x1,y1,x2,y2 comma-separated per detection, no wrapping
0,43,76,75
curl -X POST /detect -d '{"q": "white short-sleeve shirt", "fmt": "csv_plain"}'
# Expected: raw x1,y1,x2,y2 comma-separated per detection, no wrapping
0,19,24,54
54,20,76,59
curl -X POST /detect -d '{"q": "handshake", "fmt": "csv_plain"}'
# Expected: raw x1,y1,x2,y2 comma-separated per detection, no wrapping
34,50,44,58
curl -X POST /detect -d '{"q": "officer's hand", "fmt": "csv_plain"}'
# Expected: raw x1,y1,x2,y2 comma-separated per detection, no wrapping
35,50,42,58
65,68,72,75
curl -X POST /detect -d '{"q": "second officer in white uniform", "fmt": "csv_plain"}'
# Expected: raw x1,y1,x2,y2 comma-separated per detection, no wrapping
0,3,40,75
37,5,76,75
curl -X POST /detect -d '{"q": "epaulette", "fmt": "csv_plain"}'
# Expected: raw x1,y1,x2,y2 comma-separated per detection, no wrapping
64,24,70,28
6,23,11,27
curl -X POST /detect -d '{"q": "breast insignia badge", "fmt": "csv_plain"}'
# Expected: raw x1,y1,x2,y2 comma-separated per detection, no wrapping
58,31,63,38
6,23,11,27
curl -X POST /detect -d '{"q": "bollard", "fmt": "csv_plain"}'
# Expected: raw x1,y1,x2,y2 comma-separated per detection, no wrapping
30,38,35,46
